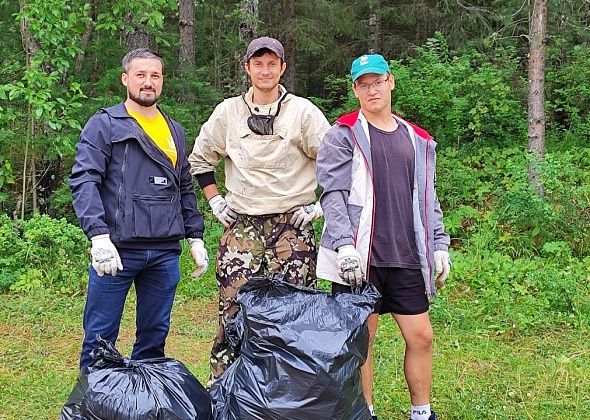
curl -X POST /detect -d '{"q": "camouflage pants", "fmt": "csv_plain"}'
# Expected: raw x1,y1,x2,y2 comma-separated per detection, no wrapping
209,212,317,380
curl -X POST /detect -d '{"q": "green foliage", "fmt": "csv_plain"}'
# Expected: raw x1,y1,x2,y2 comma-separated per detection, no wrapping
495,151,590,257
0,214,88,294
6,0,88,140
309,74,358,122
0,154,14,204
546,44,590,141
391,33,526,145
434,140,590,330
160,67,222,140
437,143,590,259
449,250,590,329
46,179,77,222
0,215,21,290
14,1,89,72
95,0,176,46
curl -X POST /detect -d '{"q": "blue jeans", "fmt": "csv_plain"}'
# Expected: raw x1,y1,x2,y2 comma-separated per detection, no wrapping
79,249,180,371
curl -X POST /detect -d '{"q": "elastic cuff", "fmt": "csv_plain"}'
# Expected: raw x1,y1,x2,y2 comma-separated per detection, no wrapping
187,238,203,246
434,244,449,252
86,227,110,239
195,171,216,189
185,232,204,240
333,237,354,250
90,233,110,241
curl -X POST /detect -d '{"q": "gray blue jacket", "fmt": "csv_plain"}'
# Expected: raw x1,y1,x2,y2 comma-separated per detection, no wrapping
316,110,449,297
69,103,204,252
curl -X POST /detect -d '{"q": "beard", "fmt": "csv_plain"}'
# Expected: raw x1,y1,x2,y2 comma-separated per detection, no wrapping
128,89,160,107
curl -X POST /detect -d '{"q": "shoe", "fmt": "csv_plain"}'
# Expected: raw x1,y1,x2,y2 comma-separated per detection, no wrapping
371,416,378,420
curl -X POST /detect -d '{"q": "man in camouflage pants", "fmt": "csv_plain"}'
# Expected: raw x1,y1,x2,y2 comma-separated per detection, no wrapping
189,37,330,379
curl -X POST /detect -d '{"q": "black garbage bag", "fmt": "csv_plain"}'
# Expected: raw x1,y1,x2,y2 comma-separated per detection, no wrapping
210,274,380,420
60,338,213,420
61,374,88,420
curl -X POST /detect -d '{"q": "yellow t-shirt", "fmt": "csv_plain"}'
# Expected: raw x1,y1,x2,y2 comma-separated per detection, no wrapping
127,108,177,166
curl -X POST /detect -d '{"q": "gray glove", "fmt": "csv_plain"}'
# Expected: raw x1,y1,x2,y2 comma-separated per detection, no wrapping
336,245,364,287
290,202,323,229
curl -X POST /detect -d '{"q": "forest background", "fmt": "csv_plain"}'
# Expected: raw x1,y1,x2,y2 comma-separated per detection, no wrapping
0,0,589,419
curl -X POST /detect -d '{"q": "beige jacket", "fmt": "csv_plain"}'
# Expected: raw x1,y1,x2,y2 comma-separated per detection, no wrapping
189,85,330,215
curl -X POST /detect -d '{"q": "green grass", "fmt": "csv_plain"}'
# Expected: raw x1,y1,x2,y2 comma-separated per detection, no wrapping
0,282,588,419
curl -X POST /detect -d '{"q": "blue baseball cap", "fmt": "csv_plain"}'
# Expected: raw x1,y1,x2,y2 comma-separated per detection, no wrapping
350,54,389,82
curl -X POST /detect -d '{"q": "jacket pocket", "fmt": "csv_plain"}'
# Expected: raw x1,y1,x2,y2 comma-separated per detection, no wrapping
237,126,288,169
132,194,184,239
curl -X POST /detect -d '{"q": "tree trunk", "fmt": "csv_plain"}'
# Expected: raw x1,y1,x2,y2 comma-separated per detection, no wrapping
210,5,222,89
239,0,259,91
179,0,196,72
527,0,547,196
126,30,152,50
19,1,39,219
74,0,96,74
368,0,381,53
281,0,296,92
19,1,39,63
125,12,153,50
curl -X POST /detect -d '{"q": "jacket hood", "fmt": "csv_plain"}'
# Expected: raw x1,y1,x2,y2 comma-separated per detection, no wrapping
336,109,433,141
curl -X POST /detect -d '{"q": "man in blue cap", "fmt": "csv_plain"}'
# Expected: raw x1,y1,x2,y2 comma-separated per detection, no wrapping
316,53,451,420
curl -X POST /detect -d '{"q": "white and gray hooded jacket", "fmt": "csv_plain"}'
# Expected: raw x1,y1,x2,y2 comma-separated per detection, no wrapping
316,109,450,297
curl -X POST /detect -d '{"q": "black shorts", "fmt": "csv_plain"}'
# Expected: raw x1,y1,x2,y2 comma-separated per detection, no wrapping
332,266,429,315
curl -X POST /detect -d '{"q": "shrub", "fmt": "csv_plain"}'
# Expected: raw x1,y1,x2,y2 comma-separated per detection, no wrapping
0,214,88,294
390,34,526,145
546,44,590,141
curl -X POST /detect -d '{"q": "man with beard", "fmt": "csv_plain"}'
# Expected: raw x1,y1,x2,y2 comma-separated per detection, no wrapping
189,37,330,381
69,48,208,373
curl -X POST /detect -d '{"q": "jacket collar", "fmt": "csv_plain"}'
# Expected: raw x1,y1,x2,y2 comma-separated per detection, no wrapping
335,110,361,127
103,102,168,119
336,109,433,141
242,85,291,115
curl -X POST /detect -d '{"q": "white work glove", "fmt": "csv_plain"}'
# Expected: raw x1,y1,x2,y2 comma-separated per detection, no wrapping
208,195,238,228
434,250,451,287
90,234,123,277
336,245,364,287
290,202,323,229
188,238,208,278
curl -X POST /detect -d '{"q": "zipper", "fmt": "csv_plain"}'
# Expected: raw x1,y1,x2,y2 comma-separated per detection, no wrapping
348,127,375,282
115,143,129,232
424,139,432,295
133,193,175,202
131,119,179,185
